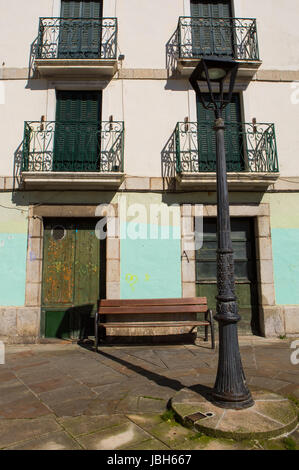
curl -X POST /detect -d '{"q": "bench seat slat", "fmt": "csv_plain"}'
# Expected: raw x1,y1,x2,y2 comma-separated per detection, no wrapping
99,321,209,328
99,305,207,314
99,297,207,307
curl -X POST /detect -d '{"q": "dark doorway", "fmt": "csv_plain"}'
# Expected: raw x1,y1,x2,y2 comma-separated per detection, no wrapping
195,217,260,335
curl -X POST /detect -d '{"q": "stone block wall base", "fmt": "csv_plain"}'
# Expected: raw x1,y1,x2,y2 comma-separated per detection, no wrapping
259,306,285,337
284,306,299,335
260,305,299,337
0,307,40,344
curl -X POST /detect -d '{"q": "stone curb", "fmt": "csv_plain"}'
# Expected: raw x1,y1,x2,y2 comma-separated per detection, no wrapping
170,388,298,441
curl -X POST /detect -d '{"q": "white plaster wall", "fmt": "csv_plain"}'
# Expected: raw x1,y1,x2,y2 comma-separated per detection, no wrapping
103,0,116,17
243,81,299,177
106,79,189,176
0,0,55,69
115,0,184,69
0,80,48,174
234,0,299,70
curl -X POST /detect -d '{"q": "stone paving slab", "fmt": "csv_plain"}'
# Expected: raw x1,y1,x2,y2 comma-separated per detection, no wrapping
0,395,51,419
0,416,61,448
46,397,98,418
7,431,82,450
37,384,97,406
76,421,151,450
58,414,127,437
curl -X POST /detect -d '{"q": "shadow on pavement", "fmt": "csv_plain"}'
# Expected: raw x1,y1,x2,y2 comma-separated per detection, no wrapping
78,341,214,403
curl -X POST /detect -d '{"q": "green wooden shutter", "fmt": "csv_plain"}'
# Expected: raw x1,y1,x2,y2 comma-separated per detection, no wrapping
190,1,233,57
59,1,103,58
196,93,244,171
53,90,101,171
61,1,102,18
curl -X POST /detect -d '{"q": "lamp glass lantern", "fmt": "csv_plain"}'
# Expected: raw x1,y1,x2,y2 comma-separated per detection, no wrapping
189,58,238,118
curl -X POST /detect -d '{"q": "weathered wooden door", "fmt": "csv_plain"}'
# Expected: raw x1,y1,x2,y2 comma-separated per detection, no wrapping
197,93,244,172
42,218,105,339
190,0,233,57
195,218,259,335
58,0,103,58
53,90,102,172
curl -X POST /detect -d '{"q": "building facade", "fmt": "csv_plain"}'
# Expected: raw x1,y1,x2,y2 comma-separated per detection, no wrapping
0,0,299,343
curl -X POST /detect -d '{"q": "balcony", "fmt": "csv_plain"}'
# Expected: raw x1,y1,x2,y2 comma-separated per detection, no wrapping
34,17,118,78
21,121,124,189
175,121,279,190
170,17,261,80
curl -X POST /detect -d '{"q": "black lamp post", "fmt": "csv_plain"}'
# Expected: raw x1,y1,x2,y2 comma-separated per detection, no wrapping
189,58,254,409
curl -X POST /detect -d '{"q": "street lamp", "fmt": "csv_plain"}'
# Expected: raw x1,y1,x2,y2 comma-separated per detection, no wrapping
189,58,254,409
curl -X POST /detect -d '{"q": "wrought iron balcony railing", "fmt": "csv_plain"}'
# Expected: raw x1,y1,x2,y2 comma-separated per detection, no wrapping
22,121,124,173
37,17,117,60
177,17,259,61
175,121,278,173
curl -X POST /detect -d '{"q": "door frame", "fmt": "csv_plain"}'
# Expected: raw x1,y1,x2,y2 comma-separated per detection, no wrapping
41,217,105,339
180,202,277,337
25,204,120,339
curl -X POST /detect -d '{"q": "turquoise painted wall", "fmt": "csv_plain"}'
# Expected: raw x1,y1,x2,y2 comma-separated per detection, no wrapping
266,193,299,306
272,228,299,305
0,194,28,306
0,234,27,306
120,222,182,299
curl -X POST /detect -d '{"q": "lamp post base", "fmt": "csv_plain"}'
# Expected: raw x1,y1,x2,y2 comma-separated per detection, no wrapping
211,391,254,410
171,388,298,440
212,318,254,410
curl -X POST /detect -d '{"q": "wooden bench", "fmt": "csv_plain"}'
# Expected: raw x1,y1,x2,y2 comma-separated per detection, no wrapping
94,297,215,351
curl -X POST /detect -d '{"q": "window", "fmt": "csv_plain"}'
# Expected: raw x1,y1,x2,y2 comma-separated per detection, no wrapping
58,1,103,58
196,93,244,171
53,90,102,171
190,1,233,57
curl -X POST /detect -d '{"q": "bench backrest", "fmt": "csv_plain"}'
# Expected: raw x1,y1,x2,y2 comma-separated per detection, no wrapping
98,297,208,315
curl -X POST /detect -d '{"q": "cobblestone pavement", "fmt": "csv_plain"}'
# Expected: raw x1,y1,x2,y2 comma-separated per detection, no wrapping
0,337,298,450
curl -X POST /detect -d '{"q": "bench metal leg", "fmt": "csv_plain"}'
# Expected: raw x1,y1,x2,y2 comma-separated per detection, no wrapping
94,312,99,352
204,311,209,342
208,309,215,350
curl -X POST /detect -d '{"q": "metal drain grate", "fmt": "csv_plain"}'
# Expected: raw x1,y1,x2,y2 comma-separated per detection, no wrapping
186,411,215,423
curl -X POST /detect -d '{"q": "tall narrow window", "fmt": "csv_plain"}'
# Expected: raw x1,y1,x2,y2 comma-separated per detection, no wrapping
196,93,244,172
190,0,233,57
53,90,102,171
59,1,103,58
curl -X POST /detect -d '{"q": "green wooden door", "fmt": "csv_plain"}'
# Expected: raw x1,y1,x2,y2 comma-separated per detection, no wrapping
196,93,244,171
42,218,105,339
58,1,103,58
195,218,259,335
53,90,101,171
190,0,233,57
